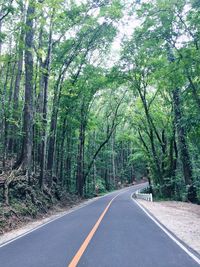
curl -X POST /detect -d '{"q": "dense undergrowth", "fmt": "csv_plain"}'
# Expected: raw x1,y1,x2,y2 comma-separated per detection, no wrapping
143,182,200,204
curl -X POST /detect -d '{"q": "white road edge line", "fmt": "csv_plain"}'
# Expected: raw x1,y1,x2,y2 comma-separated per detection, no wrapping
0,201,93,248
0,191,118,248
131,195,200,265
0,185,142,249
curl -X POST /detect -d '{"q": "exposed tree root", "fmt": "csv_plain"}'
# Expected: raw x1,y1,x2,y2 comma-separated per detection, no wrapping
2,166,28,205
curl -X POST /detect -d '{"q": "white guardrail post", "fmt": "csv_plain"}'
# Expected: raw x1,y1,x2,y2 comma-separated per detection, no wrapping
134,188,153,202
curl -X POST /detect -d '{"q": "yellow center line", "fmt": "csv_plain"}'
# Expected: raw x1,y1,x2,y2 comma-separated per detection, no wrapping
68,192,124,267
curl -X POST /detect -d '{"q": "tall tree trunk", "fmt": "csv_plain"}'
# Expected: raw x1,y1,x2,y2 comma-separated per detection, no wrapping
46,31,95,176
168,46,193,185
136,86,163,182
2,62,10,167
8,2,25,153
93,131,97,192
58,118,67,183
172,88,193,185
8,60,16,105
15,0,35,181
66,129,72,190
46,78,61,174
169,124,178,179
111,131,116,185
76,107,86,196
39,14,53,187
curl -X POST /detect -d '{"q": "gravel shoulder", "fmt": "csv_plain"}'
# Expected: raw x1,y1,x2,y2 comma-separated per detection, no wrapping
137,199,200,255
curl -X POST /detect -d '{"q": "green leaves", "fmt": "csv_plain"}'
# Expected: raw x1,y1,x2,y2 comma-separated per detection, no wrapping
99,0,123,20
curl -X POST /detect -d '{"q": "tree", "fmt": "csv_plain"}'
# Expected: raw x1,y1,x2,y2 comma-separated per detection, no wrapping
15,0,35,182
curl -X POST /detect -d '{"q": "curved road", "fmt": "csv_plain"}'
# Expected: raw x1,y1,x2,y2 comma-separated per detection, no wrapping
0,184,199,267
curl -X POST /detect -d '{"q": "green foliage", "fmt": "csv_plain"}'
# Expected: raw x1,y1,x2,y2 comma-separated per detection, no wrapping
12,202,38,217
1,0,200,210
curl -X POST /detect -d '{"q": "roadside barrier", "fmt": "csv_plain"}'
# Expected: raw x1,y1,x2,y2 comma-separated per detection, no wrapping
133,187,153,202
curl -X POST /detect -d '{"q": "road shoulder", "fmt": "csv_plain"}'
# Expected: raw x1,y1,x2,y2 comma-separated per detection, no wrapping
136,199,200,256
0,197,99,247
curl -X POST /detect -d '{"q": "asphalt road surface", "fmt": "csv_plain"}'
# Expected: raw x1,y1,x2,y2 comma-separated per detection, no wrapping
0,184,199,267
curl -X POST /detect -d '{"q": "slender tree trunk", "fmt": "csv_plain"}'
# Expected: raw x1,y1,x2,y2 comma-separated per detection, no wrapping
137,87,162,176
76,106,86,196
93,131,97,192
13,30,24,111
8,60,16,105
2,62,10,167
111,131,116,185
8,3,25,153
172,88,193,185
169,125,178,178
66,129,72,190
39,16,53,187
59,118,67,183
167,46,193,185
46,80,61,173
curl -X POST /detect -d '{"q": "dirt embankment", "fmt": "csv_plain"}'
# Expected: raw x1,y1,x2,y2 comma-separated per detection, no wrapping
138,200,200,255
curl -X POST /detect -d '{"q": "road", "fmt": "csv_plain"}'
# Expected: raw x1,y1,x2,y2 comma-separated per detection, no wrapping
0,184,199,267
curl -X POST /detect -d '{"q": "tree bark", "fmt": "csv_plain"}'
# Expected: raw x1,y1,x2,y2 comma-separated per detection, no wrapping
76,105,86,196
39,14,54,187
15,0,35,181
111,131,116,185
136,85,162,182
167,46,193,185
8,2,25,153
172,87,193,185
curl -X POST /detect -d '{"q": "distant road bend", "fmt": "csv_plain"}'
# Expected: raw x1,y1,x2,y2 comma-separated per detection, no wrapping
0,184,200,267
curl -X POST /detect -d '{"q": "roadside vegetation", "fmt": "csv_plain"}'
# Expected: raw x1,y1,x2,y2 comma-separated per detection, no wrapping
0,0,200,232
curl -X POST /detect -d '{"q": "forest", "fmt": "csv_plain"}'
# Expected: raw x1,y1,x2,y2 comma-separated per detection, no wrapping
0,0,200,228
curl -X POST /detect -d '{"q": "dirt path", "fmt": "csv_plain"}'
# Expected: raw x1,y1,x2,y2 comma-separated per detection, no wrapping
138,200,200,255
